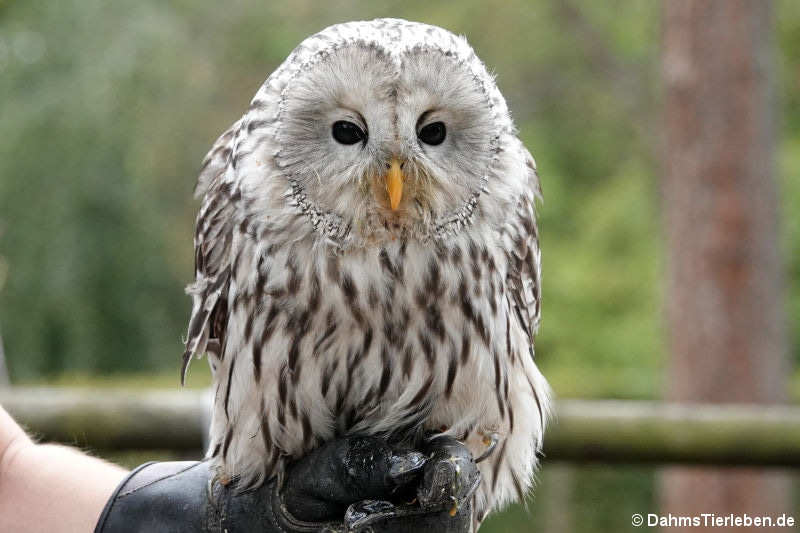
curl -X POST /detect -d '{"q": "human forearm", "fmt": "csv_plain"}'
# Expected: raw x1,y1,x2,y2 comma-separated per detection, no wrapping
0,405,127,532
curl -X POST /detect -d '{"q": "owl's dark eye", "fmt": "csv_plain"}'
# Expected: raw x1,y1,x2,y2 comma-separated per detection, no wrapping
332,120,366,145
418,121,446,146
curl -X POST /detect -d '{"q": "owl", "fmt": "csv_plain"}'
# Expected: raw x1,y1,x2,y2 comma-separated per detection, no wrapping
182,18,550,526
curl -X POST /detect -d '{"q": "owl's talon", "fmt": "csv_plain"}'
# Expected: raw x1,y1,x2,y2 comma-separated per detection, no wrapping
475,432,500,463
344,499,397,530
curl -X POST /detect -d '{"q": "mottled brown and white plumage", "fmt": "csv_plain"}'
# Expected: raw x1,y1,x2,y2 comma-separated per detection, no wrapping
182,18,550,525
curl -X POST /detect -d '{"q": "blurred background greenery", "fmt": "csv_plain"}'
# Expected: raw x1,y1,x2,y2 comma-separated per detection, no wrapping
0,1,798,531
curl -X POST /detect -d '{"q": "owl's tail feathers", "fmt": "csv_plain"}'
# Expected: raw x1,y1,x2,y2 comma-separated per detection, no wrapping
182,270,230,385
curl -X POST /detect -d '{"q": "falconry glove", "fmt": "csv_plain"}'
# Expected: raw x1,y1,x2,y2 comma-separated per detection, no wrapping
94,435,480,533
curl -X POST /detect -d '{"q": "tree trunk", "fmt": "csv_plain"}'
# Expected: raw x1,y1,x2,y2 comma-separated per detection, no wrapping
660,1,791,530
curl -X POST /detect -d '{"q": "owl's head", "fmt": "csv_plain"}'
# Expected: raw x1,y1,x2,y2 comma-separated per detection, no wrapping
206,19,533,247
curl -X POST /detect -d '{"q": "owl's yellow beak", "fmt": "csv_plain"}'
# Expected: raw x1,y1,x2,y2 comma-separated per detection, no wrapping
385,158,405,211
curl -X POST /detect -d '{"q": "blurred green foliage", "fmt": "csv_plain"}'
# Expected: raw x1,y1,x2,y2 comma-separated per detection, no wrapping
0,2,798,389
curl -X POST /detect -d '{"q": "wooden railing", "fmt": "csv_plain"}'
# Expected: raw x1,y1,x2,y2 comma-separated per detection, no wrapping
3,388,800,466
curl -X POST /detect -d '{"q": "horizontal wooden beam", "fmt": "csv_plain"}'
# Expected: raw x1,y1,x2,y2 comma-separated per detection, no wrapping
2,388,209,451
546,400,800,467
3,388,800,467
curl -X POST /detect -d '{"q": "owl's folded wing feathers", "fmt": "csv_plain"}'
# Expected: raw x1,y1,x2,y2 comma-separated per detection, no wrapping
182,121,242,384
504,147,542,350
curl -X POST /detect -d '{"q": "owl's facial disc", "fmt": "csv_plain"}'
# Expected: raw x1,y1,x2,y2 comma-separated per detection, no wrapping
272,41,500,244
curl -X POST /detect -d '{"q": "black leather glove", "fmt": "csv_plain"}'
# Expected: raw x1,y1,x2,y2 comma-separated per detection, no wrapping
94,435,480,533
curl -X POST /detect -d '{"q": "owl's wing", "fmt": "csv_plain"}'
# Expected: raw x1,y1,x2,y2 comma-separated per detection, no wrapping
504,147,542,350
182,120,242,384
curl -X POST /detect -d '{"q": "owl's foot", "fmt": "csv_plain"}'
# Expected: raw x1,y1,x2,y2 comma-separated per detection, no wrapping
337,436,480,532
281,436,425,524
416,436,481,512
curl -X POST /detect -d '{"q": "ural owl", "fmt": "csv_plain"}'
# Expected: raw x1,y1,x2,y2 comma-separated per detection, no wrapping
183,18,550,525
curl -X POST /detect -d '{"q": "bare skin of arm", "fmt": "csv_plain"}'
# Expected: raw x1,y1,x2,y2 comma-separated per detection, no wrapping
0,405,127,533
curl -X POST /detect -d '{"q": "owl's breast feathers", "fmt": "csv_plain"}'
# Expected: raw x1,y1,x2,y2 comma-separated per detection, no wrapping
184,179,547,519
